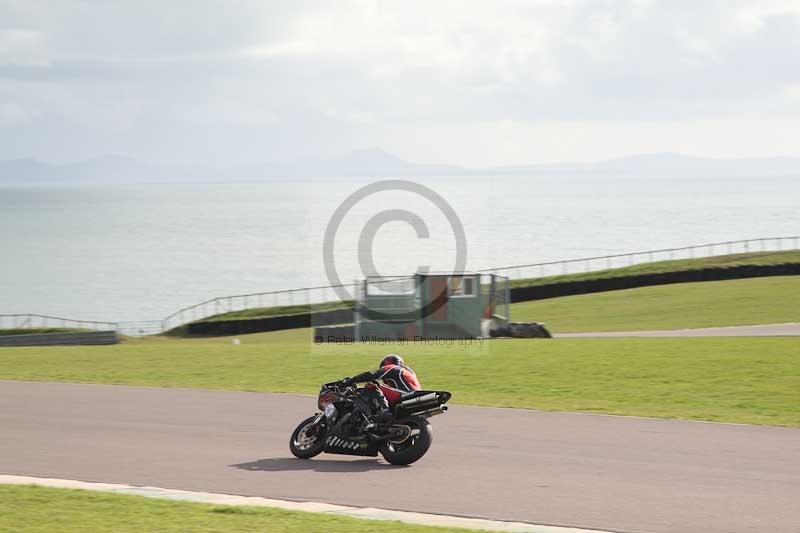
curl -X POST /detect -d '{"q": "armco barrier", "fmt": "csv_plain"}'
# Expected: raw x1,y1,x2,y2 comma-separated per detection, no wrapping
509,263,800,302
0,331,119,347
186,263,800,336
6,237,798,337
186,308,353,336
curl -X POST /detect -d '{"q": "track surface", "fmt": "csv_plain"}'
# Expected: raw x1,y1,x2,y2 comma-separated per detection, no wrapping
557,322,800,337
2,381,799,533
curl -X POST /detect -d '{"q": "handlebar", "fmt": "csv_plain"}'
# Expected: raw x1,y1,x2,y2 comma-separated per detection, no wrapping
321,380,357,394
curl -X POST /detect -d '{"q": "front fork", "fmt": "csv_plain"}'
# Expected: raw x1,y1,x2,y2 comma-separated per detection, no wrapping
307,413,328,442
310,403,339,437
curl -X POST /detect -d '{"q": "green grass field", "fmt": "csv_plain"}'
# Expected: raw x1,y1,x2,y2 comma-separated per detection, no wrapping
1,328,798,426
0,485,472,533
511,276,800,332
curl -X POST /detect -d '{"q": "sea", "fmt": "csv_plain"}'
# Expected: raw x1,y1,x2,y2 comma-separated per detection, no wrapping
1,174,798,322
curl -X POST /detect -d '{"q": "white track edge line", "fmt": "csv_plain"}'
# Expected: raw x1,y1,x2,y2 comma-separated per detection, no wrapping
0,474,613,533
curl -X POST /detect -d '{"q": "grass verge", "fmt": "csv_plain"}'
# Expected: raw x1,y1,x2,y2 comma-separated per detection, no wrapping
0,485,473,533
1,329,798,426
511,276,800,332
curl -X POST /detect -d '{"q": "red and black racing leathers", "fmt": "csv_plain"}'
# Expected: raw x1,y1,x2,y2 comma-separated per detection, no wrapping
343,364,422,415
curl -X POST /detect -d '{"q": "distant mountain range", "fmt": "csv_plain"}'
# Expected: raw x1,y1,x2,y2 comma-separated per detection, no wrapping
2,149,800,184
0,155,156,183
497,152,800,178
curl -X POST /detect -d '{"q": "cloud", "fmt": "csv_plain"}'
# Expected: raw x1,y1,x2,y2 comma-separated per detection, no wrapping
0,30,49,66
0,0,799,165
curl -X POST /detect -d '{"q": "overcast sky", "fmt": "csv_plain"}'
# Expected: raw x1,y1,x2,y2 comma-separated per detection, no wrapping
1,0,799,167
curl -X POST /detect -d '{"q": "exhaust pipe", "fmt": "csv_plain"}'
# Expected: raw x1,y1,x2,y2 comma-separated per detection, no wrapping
399,393,439,408
417,405,448,418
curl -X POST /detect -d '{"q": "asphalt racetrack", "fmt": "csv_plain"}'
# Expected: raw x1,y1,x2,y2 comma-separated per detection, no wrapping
1,381,798,533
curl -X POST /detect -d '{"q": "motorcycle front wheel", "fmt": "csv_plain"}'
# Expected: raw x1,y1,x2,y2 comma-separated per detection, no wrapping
289,415,326,459
379,418,432,465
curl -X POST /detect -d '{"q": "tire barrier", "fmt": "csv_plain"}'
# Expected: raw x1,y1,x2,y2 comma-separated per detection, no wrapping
0,330,119,347
489,322,552,338
186,308,353,336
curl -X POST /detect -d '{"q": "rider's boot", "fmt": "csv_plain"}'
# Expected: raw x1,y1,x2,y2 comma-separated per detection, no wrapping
372,408,393,424
364,408,393,431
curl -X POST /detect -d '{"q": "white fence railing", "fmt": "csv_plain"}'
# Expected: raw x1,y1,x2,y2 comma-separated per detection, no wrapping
158,282,360,333
478,236,799,280
0,314,118,332
3,236,798,337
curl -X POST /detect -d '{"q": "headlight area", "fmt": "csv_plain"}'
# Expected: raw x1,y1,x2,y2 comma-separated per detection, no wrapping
317,391,337,410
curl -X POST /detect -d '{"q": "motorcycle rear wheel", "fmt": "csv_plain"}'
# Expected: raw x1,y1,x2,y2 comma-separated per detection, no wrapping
289,415,326,459
380,418,432,465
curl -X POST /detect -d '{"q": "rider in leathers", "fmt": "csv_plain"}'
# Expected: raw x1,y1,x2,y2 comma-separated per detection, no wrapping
338,354,421,422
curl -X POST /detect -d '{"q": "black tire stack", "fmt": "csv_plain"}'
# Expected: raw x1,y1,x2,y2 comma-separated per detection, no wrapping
489,322,552,338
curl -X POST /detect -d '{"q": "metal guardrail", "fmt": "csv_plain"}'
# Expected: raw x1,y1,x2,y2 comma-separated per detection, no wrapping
0,315,165,338
159,282,360,333
115,321,164,337
478,236,800,280
0,314,118,332
159,236,798,333
3,236,798,337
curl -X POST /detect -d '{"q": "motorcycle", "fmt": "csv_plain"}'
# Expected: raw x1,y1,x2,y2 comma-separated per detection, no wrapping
289,381,452,465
